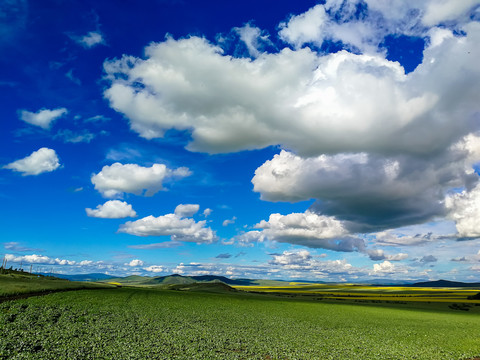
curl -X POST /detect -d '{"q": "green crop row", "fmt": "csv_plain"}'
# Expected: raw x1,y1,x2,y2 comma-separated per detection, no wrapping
1,287,480,359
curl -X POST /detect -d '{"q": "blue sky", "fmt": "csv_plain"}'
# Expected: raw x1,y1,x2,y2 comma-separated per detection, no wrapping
1,0,480,282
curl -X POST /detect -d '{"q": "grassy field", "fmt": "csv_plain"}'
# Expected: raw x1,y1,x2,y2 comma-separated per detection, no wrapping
1,285,480,359
234,283,480,305
0,272,111,299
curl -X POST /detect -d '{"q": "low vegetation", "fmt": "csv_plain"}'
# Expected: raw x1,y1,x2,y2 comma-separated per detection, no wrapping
1,285,480,359
0,271,111,300
234,283,480,306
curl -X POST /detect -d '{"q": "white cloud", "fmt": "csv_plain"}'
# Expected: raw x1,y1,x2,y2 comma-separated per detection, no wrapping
422,0,480,27
76,31,105,48
203,208,212,217
372,260,396,274
222,216,237,226
174,204,200,218
4,147,60,176
19,107,67,129
78,260,94,266
170,262,279,279
86,200,137,219
269,249,312,267
55,129,95,143
252,133,480,231
279,1,480,53
234,23,272,57
103,20,479,158
452,250,480,263
144,265,166,273
236,210,364,252
119,211,216,243
101,3,480,237
374,230,438,246
3,242,41,252
269,249,354,274
129,241,183,249
106,147,141,161
91,162,191,198
126,259,144,267
367,249,409,261
446,183,480,238
278,5,330,49
5,254,75,265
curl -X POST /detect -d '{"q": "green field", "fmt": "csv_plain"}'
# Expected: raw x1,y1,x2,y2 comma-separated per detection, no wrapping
1,285,480,359
0,273,111,299
234,283,480,305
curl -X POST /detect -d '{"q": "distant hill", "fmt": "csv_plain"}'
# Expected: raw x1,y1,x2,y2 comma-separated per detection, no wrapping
96,274,289,287
409,279,480,288
61,273,480,288
143,274,197,285
166,282,237,293
141,274,264,286
104,275,150,284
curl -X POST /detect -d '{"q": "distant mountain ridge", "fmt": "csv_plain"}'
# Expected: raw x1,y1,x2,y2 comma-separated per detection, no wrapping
100,274,287,286
407,279,480,288
51,273,480,288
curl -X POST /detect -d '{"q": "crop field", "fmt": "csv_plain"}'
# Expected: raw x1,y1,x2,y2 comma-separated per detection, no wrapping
234,283,480,304
1,286,480,359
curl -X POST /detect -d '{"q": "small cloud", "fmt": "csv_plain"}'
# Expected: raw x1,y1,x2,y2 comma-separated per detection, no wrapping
66,69,81,85
55,129,95,143
76,31,105,48
223,216,237,226
125,259,144,267
105,147,142,162
215,253,232,259
144,265,166,273
3,242,43,252
372,260,396,274
233,23,273,58
5,254,75,265
174,204,200,218
411,255,438,266
420,255,438,263
235,251,246,258
128,241,183,249
3,148,61,176
19,108,68,129
86,200,137,219
119,211,216,244
91,162,191,198
203,208,212,217
367,249,408,261
86,115,110,123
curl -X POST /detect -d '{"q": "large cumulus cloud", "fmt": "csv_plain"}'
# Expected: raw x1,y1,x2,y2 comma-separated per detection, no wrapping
236,210,365,252
252,135,480,232
446,183,480,238
104,21,479,158
103,1,480,244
